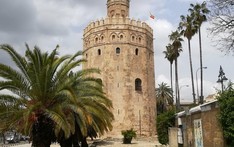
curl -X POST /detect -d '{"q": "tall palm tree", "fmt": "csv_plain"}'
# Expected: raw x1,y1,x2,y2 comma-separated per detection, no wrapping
155,82,173,114
168,31,183,110
178,15,197,104
189,2,210,104
163,45,175,97
0,44,113,147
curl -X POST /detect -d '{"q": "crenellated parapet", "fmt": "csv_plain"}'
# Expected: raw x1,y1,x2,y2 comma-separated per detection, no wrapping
83,17,154,50
84,17,153,35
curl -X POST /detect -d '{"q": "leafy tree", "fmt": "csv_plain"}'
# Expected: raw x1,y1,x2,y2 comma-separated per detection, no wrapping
0,44,113,147
208,0,234,54
163,45,175,98
155,82,173,114
217,83,234,146
156,109,175,145
178,14,197,104
168,31,183,110
189,1,210,104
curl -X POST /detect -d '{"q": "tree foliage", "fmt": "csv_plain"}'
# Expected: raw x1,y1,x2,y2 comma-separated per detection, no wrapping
155,82,173,114
168,31,183,110
208,0,234,54
0,44,114,147
178,14,197,104
217,83,234,146
156,109,175,145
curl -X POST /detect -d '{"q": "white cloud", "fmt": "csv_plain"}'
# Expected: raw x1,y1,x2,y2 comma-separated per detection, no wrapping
156,74,171,86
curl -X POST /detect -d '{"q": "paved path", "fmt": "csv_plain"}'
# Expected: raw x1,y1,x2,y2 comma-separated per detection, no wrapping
91,140,162,147
10,137,166,147
4,143,59,147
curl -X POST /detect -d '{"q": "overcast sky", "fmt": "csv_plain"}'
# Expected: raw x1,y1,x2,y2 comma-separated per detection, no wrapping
0,0,233,102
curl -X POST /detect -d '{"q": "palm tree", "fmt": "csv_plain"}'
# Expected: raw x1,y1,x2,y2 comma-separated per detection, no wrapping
178,15,197,104
168,31,183,110
0,44,113,147
155,82,173,114
163,45,175,98
58,74,114,147
189,2,210,104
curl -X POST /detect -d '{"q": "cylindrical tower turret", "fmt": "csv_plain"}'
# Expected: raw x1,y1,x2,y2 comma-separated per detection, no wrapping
107,0,129,18
83,0,156,137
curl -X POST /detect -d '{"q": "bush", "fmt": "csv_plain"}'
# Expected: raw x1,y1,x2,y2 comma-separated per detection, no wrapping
217,87,234,147
156,109,175,145
121,128,136,144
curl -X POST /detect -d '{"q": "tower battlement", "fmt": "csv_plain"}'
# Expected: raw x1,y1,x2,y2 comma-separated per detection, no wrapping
84,17,153,35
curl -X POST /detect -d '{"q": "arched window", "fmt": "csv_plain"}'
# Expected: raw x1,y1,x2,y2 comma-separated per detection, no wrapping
139,37,142,43
120,35,123,40
110,10,115,17
112,35,116,40
98,49,101,55
135,78,142,91
95,37,98,43
121,10,125,17
135,48,139,55
116,47,120,54
132,36,135,42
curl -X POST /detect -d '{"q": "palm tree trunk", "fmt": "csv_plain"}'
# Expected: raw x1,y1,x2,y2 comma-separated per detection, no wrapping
81,137,88,147
188,39,196,104
170,63,174,99
31,116,54,147
199,28,204,104
60,137,73,147
175,58,180,110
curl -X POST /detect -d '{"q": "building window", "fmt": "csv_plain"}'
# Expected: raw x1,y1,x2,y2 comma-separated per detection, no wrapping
112,35,116,40
120,35,123,40
135,48,139,55
95,37,98,43
139,37,142,43
135,78,142,91
132,36,135,42
98,49,101,55
110,10,115,17
116,47,120,54
121,10,125,17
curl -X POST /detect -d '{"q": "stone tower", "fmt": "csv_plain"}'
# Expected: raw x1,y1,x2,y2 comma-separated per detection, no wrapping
83,0,156,137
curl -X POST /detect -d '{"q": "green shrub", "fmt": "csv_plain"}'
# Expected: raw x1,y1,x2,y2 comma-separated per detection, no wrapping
217,86,234,147
121,128,137,144
156,109,175,145
121,128,136,139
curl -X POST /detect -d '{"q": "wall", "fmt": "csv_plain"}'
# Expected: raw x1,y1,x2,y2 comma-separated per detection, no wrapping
169,127,178,147
176,101,225,147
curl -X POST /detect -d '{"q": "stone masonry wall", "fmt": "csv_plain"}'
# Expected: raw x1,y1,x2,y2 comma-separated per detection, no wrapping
83,16,156,137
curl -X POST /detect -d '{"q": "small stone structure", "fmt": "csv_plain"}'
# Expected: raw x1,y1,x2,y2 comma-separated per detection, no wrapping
82,0,156,137
175,100,225,147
